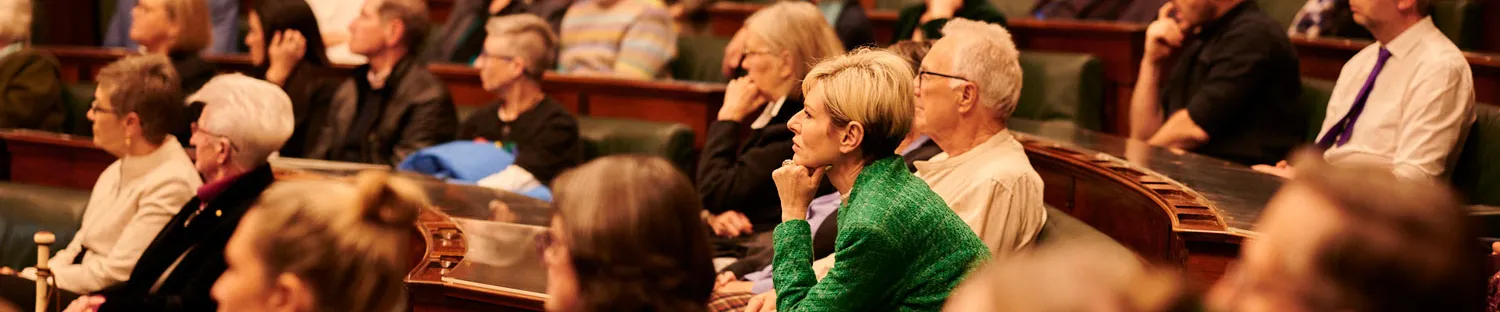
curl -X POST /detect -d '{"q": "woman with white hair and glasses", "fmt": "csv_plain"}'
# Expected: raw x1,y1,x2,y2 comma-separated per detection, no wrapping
743,49,990,311
0,0,69,132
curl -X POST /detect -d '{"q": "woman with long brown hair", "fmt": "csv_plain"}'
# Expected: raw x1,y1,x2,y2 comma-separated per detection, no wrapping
543,155,716,312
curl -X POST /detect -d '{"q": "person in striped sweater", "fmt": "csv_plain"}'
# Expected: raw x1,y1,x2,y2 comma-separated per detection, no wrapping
557,0,677,79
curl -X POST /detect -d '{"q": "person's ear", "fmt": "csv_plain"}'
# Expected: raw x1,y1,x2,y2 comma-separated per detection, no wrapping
1396,0,1418,13
839,121,865,155
123,112,143,137
956,82,978,114
778,50,795,79
215,137,233,166
384,19,406,49
271,273,314,312
512,56,531,77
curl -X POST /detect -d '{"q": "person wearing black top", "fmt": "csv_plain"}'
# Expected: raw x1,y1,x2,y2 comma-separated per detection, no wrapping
1128,0,1304,166
243,0,346,158
306,0,458,166
125,0,220,146
458,15,583,186
79,75,295,312
893,0,1007,43
699,2,842,244
422,0,573,64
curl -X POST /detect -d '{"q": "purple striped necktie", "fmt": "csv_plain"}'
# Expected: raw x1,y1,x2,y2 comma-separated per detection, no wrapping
1318,47,1392,149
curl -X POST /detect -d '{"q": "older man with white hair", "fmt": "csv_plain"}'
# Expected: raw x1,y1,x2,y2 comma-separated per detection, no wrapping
0,0,68,132
912,18,1045,256
70,74,295,311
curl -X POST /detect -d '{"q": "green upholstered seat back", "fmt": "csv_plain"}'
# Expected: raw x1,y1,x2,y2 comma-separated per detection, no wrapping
1032,207,1141,264
63,83,97,136
452,106,696,173
1300,78,1335,141
1430,0,1481,50
670,34,731,83
1255,0,1306,29
577,117,696,173
1452,103,1500,206
1015,51,1105,131
0,182,90,269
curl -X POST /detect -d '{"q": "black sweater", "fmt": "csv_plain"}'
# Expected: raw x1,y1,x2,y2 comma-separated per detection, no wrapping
457,97,585,186
697,98,804,231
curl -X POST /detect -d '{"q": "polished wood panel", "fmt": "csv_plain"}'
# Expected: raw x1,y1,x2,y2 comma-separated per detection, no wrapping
1016,134,1245,284
1292,36,1500,104
0,130,114,191
36,46,726,147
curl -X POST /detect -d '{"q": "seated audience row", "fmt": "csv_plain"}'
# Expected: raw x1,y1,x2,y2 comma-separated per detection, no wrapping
0,0,67,132
1129,0,1475,179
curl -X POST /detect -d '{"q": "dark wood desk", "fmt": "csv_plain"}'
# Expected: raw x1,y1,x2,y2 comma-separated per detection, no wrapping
1011,119,1259,284
37,46,725,147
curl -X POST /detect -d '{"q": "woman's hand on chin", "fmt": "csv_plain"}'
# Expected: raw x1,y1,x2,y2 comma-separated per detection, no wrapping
719,77,768,122
772,160,826,222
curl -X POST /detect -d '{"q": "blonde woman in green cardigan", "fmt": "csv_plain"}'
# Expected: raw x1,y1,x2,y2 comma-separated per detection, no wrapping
745,49,991,311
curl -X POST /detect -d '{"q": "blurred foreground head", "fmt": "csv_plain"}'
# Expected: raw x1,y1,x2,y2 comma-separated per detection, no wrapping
1208,149,1482,312
943,242,1197,312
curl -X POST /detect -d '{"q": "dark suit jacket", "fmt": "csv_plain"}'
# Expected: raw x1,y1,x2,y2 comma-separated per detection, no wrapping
697,97,804,231
308,57,458,166
96,165,275,312
0,48,67,132
275,63,346,158
421,0,572,64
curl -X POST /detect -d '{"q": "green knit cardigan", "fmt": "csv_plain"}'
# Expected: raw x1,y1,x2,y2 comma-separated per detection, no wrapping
772,156,991,311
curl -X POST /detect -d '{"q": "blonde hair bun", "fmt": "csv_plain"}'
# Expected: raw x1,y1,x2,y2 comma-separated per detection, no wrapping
352,171,427,229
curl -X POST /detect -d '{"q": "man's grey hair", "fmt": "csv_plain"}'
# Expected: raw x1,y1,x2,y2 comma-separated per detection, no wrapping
941,19,1024,121
376,0,431,54
188,74,295,168
485,14,558,80
0,0,32,43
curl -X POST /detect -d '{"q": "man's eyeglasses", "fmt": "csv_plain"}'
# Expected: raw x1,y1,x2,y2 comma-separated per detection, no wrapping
88,101,116,115
916,69,969,88
190,122,239,153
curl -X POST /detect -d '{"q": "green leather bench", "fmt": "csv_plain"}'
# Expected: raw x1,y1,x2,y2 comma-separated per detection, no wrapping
1016,51,1105,131
62,82,96,136
1300,78,1336,141
0,182,89,269
454,105,697,172
577,117,696,173
1452,103,1499,207
1033,206,1141,264
670,34,731,83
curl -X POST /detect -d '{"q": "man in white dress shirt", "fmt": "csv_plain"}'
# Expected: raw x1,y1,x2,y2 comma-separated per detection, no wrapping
1255,0,1474,179
911,18,1046,255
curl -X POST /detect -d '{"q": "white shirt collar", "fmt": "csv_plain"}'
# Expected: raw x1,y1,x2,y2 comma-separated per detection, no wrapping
1381,17,1438,59
120,137,189,185
750,96,788,129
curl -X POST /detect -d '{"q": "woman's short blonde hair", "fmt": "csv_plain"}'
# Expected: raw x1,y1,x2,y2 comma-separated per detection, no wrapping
240,171,426,312
743,1,844,98
0,0,32,43
802,48,915,163
161,0,214,53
